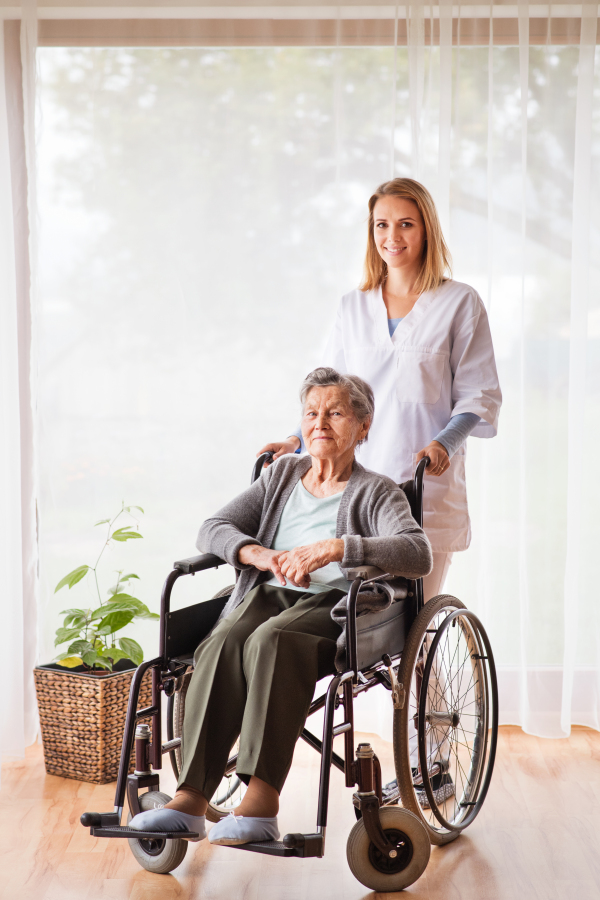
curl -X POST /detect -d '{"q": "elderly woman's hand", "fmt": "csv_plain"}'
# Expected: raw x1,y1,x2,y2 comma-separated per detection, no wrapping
237,544,286,585
279,539,344,588
416,441,450,477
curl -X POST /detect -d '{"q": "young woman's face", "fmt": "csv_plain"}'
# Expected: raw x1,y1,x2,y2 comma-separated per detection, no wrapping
372,195,426,274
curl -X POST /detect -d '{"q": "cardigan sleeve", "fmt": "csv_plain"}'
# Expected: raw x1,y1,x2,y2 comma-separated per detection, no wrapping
196,470,270,569
340,485,432,579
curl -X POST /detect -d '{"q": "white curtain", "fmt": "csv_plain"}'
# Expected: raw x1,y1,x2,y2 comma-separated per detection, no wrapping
0,11,38,774
1,0,597,752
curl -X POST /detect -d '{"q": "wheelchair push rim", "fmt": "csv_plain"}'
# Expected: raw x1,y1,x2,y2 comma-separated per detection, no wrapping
394,594,498,845
417,606,498,832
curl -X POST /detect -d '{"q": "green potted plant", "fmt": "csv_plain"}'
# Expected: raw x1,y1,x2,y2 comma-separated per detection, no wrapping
34,504,159,784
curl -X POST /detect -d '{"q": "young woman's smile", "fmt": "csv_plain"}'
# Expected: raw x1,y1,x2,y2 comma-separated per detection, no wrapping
373,195,426,273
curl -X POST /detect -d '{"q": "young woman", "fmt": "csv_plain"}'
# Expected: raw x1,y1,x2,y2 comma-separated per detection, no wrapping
260,178,501,601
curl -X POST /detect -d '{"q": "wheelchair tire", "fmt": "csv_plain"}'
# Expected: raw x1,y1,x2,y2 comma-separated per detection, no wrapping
170,585,247,823
394,594,498,846
346,806,430,892
127,791,188,874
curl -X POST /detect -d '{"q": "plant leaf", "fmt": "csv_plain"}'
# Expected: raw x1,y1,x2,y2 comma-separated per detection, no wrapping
59,607,88,618
90,594,138,620
63,615,88,630
118,637,143,666
60,608,90,628
125,506,144,514
55,626,84,647
133,605,160,621
95,596,159,621
94,518,111,526
82,649,99,667
67,640,93,655
95,610,135,635
111,527,142,542
98,599,142,615
100,647,130,662
54,565,90,593
108,574,141,596
54,656,83,668
94,656,112,672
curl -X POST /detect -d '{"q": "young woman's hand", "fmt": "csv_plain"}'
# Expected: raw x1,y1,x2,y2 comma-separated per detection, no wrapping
257,437,301,462
279,539,344,588
237,545,285,585
416,440,450,477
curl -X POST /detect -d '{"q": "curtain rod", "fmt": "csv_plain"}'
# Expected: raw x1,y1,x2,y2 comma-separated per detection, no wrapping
0,5,595,21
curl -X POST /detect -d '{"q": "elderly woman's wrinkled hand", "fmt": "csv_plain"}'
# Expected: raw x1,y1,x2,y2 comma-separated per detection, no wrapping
279,539,345,589
237,544,286,585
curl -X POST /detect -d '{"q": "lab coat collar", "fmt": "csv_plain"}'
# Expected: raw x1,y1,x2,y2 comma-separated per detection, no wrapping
369,283,444,345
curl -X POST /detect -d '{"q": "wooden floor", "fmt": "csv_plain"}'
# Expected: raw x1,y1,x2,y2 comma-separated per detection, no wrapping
2,726,600,900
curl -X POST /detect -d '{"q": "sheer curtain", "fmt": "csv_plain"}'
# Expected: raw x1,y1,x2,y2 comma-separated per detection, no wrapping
3,1,599,756
0,12,38,772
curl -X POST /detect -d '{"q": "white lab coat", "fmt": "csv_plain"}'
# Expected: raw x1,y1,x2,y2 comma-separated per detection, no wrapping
322,280,502,552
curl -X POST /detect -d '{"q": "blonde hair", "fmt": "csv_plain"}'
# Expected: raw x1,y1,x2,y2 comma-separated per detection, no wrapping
360,178,452,294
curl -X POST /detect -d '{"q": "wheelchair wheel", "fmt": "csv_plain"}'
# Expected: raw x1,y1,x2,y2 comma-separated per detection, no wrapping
395,594,498,846
346,806,430,892
170,584,247,823
127,791,188,874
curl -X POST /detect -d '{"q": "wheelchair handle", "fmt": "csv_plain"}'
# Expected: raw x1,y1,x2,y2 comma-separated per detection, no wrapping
416,455,430,473
251,451,274,484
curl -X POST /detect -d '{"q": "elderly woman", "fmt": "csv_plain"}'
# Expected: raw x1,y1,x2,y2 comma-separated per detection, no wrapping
130,367,432,846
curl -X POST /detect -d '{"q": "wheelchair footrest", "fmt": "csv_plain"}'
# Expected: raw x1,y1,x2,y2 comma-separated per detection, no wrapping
234,840,299,857
90,825,200,840
234,833,323,858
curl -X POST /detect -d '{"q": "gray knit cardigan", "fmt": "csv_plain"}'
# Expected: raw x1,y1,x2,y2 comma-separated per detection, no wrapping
197,455,433,621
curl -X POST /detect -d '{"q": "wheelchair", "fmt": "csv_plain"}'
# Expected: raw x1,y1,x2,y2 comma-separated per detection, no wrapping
81,454,498,892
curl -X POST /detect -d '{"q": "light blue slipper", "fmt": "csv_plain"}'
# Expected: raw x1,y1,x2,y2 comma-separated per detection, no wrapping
208,813,279,846
129,807,206,841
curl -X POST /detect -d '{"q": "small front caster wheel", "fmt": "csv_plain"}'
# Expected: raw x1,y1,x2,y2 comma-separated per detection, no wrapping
346,806,430,892
127,791,188,874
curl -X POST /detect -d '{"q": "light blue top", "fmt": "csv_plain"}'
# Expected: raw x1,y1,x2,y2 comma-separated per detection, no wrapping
265,479,350,594
388,317,403,336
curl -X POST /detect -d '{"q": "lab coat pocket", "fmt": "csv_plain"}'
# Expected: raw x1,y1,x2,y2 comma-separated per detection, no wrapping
396,348,446,405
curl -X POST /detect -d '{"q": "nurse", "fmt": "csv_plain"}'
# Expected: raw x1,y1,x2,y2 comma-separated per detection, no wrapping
259,178,501,600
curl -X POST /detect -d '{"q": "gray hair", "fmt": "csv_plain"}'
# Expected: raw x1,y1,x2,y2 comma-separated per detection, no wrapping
300,367,375,443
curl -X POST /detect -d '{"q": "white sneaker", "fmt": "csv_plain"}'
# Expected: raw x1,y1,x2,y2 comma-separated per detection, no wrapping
208,813,280,846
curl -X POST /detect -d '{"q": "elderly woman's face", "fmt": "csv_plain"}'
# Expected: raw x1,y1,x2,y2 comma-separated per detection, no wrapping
302,386,369,460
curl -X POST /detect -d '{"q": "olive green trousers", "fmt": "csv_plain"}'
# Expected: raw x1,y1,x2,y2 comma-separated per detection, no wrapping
177,583,344,798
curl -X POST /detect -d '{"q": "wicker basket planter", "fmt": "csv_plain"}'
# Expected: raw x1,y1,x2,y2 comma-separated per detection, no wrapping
34,659,152,784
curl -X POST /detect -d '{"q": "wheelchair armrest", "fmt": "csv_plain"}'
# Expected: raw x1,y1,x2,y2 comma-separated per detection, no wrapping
345,565,386,581
345,567,408,599
173,553,226,574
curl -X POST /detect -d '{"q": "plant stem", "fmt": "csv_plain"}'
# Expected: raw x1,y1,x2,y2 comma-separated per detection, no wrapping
92,505,124,604
90,503,127,654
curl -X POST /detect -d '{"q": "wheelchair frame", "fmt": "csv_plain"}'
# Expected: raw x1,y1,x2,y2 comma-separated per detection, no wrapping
81,454,497,877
